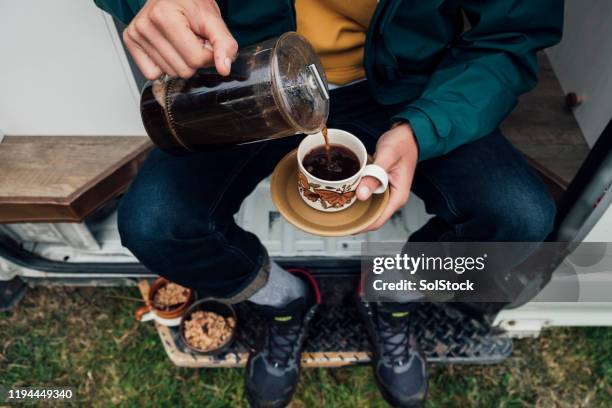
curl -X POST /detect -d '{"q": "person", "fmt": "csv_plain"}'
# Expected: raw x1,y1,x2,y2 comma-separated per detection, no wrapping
94,0,563,406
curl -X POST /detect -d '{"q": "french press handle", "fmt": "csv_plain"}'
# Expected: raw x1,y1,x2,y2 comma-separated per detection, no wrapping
308,64,330,101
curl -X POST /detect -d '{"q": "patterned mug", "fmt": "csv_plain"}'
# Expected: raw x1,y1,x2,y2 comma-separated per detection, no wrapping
297,129,388,212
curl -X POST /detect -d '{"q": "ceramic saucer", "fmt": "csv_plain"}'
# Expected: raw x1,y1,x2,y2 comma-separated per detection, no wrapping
270,149,389,237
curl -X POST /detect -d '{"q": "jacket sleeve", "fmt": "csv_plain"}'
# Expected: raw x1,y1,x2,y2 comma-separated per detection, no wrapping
392,0,564,161
94,0,146,24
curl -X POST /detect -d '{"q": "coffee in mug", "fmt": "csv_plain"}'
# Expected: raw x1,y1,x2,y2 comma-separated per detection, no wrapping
302,144,360,181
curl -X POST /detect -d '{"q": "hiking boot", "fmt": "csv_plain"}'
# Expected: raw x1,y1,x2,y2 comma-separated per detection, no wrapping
357,300,428,408
245,269,320,408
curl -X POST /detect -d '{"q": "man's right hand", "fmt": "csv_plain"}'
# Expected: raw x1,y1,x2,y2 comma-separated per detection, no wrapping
123,0,238,80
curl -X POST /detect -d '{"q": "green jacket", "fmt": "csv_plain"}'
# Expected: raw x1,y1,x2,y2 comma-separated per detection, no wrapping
95,0,563,161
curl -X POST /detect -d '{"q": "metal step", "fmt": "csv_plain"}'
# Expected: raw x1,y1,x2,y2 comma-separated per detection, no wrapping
149,276,512,368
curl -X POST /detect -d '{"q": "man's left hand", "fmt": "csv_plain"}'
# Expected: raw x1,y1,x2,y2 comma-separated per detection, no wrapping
356,123,418,232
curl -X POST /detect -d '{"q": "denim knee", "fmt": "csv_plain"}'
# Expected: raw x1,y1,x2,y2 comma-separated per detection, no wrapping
117,198,190,264
475,181,556,242
117,190,267,300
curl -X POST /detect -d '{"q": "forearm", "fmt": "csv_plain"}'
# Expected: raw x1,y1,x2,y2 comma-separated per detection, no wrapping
393,0,564,161
392,51,536,160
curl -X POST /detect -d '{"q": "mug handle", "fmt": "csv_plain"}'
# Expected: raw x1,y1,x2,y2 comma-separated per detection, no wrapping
135,305,152,321
140,311,156,322
361,164,388,194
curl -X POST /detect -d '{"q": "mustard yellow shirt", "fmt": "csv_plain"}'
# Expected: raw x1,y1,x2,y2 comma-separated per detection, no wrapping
296,0,377,85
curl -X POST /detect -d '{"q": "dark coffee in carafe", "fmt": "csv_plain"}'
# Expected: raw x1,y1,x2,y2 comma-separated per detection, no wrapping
140,32,329,155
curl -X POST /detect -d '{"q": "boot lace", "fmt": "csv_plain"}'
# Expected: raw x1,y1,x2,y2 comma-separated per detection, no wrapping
266,322,301,367
377,311,411,366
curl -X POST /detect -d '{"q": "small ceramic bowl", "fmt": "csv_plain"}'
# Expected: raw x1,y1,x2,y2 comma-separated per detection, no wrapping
179,299,237,355
135,277,194,326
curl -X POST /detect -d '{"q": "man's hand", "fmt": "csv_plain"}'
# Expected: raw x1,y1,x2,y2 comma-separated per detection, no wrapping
356,123,418,232
123,0,238,80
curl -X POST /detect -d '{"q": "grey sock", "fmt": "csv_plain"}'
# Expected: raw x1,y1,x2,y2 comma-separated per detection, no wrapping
248,261,307,307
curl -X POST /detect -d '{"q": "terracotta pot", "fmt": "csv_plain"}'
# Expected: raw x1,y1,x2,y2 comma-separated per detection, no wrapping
135,277,194,326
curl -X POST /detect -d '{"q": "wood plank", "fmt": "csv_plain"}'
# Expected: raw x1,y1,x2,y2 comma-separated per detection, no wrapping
0,136,150,200
0,136,152,223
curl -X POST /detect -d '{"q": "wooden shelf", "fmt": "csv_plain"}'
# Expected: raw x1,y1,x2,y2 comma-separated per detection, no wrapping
0,136,152,223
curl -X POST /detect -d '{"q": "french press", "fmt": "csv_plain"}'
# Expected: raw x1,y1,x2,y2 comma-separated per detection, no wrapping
140,32,330,154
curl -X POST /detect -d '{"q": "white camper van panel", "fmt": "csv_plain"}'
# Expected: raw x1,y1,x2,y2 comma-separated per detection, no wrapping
0,1,143,136
547,0,612,147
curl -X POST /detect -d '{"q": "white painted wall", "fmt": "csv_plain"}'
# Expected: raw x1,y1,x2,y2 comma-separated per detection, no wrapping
0,0,145,136
547,0,612,147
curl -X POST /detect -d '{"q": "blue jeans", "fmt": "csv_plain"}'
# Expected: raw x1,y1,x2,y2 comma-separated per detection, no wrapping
118,81,556,302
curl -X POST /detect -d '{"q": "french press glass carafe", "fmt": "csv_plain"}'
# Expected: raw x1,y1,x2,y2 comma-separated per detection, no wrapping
140,32,330,154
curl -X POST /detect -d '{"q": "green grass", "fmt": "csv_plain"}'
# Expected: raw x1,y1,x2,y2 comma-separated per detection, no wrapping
1,287,611,407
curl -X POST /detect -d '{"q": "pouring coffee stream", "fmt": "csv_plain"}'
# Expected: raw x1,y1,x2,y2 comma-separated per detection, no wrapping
322,126,331,162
